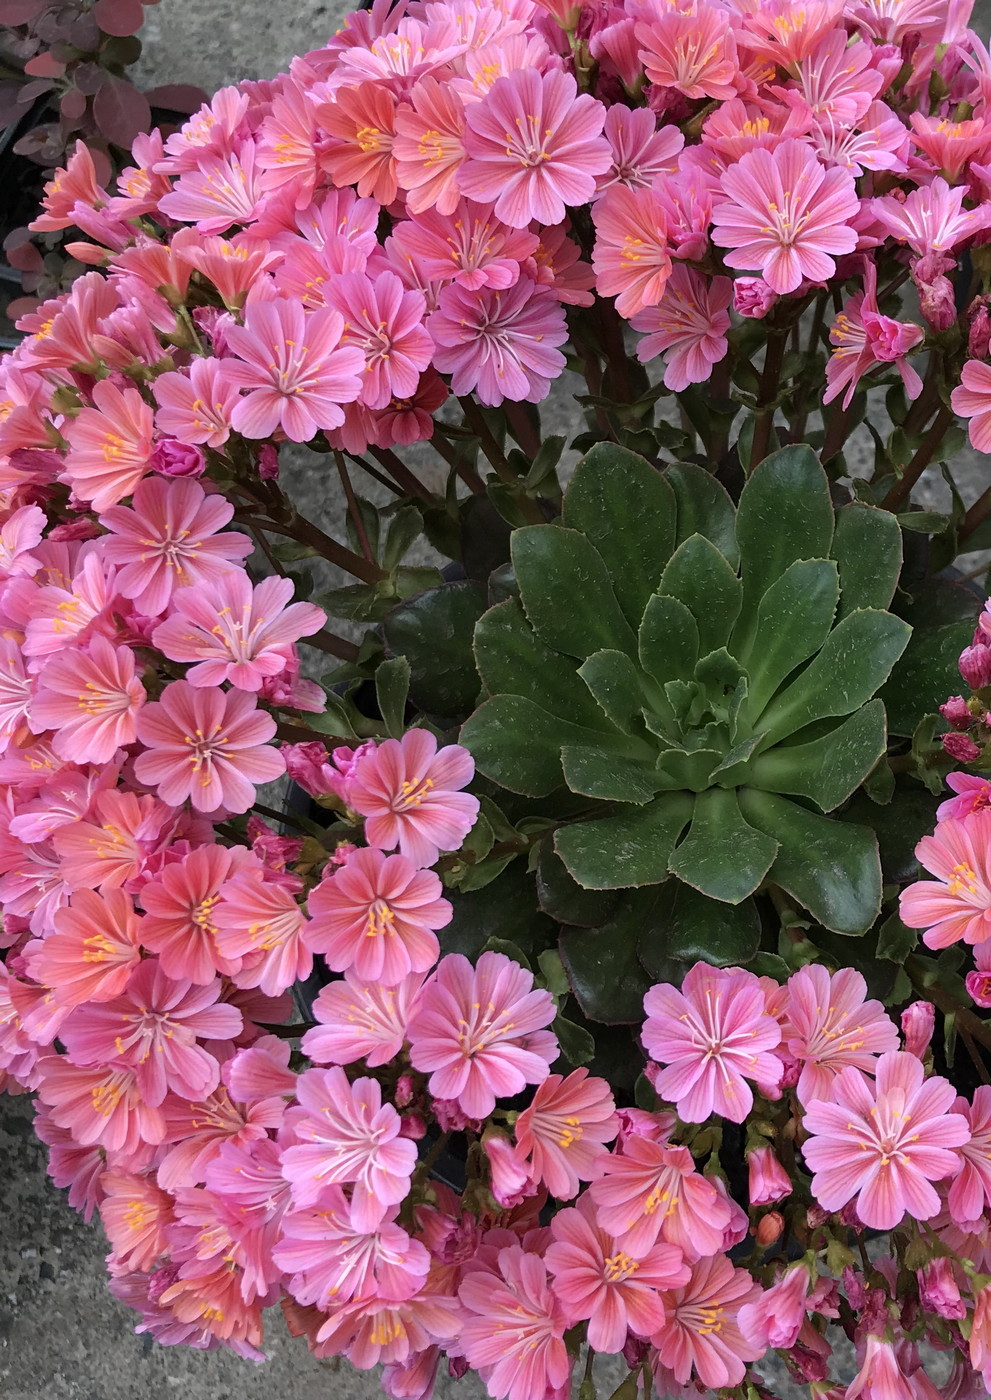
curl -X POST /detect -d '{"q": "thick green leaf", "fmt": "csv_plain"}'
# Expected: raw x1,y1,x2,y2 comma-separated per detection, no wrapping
640,880,761,973
561,746,659,803
876,911,920,963
383,581,486,718
880,619,973,737
739,788,882,935
832,503,902,619
747,700,887,812
654,745,722,791
665,462,739,567
668,786,778,903
442,862,555,961
473,598,612,731
755,609,911,743
639,593,700,689
560,901,653,1023
563,443,677,625
512,525,638,659
841,782,940,883
659,535,742,654
536,844,621,926
556,792,694,889
461,694,628,796
374,655,411,737
736,559,838,717
553,1014,596,1066
579,650,648,733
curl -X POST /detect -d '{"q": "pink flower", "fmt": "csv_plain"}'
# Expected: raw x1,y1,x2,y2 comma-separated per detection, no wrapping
53,788,175,891
31,635,146,763
150,441,206,479
134,681,284,814
784,963,899,1106
0,503,44,578
901,1000,935,1059
651,1255,761,1389
223,297,365,440
459,1245,571,1400
589,1138,733,1261
948,1085,991,1225
944,731,981,763
733,276,779,319
393,200,537,293
631,266,731,392
458,68,609,228
737,1264,810,1351
636,8,742,100
347,729,479,866
280,1065,418,1228
302,970,426,1067
37,1057,166,1155
545,1193,688,1353
918,1257,966,1320
393,76,467,216
824,261,924,409
62,379,153,511
592,184,672,319
747,1145,791,1205
139,843,249,984
484,1132,534,1209
153,358,242,448
711,140,860,294
157,143,273,233
802,1051,970,1229
900,813,991,947
152,570,325,690
872,177,991,257
407,950,558,1118
318,84,399,206
596,105,683,196
33,887,142,1008
212,865,312,996
30,140,106,232
326,270,433,411
304,846,451,984
514,1067,619,1199
642,963,783,1123
847,1336,914,1400
428,277,568,406
100,1170,174,1274
960,642,991,689
952,360,991,453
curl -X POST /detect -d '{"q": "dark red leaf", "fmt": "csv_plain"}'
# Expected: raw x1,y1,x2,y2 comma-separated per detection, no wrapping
87,142,113,186
67,12,101,47
24,50,65,76
92,0,143,34
144,82,206,114
92,74,150,148
7,298,40,322
0,0,45,23
72,62,108,96
5,241,43,272
17,77,56,102
59,86,87,121
4,226,36,252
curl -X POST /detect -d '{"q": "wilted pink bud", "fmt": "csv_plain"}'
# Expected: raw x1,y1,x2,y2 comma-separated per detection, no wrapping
960,643,991,689
941,695,973,728
483,1132,533,1209
863,310,923,363
192,305,237,355
448,1358,470,1381
806,1204,830,1229
748,1145,791,1205
258,443,280,480
785,1342,830,1384
622,1334,649,1369
395,1073,416,1108
48,518,101,542
281,740,337,798
966,968,991,1007
734,276,778,319
918,1258,966,1319
433,1098,481,1133
913,252,957,331
943,731,981,762
969,304,991,360
901,1001,935,1059
615,1106,676,1147
399,1112,427,1140
330,841,357,866
756,1211,785,1246
843,1265,868,1311
150,439,205,478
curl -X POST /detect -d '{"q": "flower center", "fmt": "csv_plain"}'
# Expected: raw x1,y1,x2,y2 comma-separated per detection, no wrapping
366,899,395,937
949,861,980,897
604,1251,640,1282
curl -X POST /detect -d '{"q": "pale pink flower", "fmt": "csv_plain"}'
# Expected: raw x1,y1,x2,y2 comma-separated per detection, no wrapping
139,844,249,984
459,1245,571,1400
21,549,117,662
514,1068,618,1199
393,200,537,292
393,76,467,216
223,297,365,441
596,105,683,196
347,729,479,866
134,681,284,814
711,140,859,294
30,636,143,766
62,379,153,511
948,1085,991,1225
631,266,731,392
900,813,991,947
36,1107,105,1221
158,142,273,233
739,0,844,64
772,31,883,125
802,1051,969,1229
971,1287,991,1391
280,1064,418,1228
652,1255,761,1389
32,887,142,1008
952,360,991,454
303,971,426,1067
224,1034,297,1102
153,359,242,449
0,503,43,578
734,276,779,319
747,1145,791,1205
589,1138,732,1261
901,1000,935,1059
636,8,742,100
546,1192,688,1353
872,177,991,256
37,1057,166,1155
326,271,433,410
642,963,783,1123
824,261,924,409
458,68,609,228
847,1336,915,1400
0,634,32,750
305,846,450,984
213,865,312,996
784,963,899,1106
152,570,325,690
592,184,672,319
100,1170,174,1274
940,771,991,820
407,950,557,1118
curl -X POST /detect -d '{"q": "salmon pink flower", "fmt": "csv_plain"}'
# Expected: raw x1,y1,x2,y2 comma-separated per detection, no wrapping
326,271,433,410
458,68,610,228
651,1255,761,1389
514,1068,619,1199
428,277,567,406
847,1335,915,1400
778,32,885,125
393,76,467,216
636,8,742,101
37,1057,166,1155
407,950,557,1118
824,261,924,409
747,1145,791,1205
802,1051,969,1229
31,635,145,764
303,970,426,1067
589,1138,732,1261
900,812,991,947
62,379,154,511
939,771,991,820
158,142,274,233
393,200,537,292
737,1263,811,1352
156,1083,284,1191
711,140,859,294
134,680,284,814
872,177,991,256
347,729,479,866
948,1085,991,1225
592,184,672,319
213,864,312,996
223,296,365,440
32,887,142,1008
318,84,399,205
642,963,783,1123
100,1170,174,1274
29,140,106,232
459,1245,571,1400
311,1289,461,1365
952,360,991,453
783,963,899,1106
152,359,242,448
631,266,731,392
280,1065,418,1228
139,844,250,984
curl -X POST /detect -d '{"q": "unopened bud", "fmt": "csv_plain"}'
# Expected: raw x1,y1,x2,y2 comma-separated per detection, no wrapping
943,731,981,762
756,1211,785,1246
960,643,991,690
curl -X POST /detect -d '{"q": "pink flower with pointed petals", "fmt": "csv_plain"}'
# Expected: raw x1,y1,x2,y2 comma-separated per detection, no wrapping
642,963,783,1123
223,297,365,441
37,1057,166,1155
952,360,991,453
99,477,252,618
134,680,284,814
100,1170,174,1274
459,1245,571,1400
62,379,153,511
651,1255,761,1389
636,8,742,100
152,359,242,448
900,813,991,947
407,951,557,1118
280,1065,418,1228
29,140,106,232
824,270,925,410
802,1051,969,1229
302,970,426,1067
393,76,467,216
212,865,312,996
140,844,249,984
783,963,899,1106
326,270,433,410
596,106,683,196
33,887,142,1008
592,184,672,319
514,1068,619,1199
711,140,859,294
59,960,242,1106
152,570,325,690
156,1084,284,1191
428,277,568,406
948,1085,991,1225
157,142,273,233
347,729,478,866
546,1193,689,1353
458,69,609,229
31,635,146,763
737,1263,810,1351
589,1138,732,1261
304,846,451,984
318,83,399,205
393,200,538,292
847,1335,915,1400
747,1145,792,1205
53,788,176,892
631,266,731,392
872,177,991,256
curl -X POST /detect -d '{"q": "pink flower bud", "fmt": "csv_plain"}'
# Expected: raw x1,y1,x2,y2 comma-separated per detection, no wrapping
192,305,237,355
733,276,778,319
622,1335,649,1370
918,1258,966,1319
912,252,957,332
966,968,991,1007
843,1266,867,1311
959,643,991,689
943,731,981,762
48,518,101,542
330,841,358,866
281,740,337,798
448,1358,470,1381
756,1211,785,1246
748,1145,791,1205
149,439,205,478
615,1106,676,1147
399,1113,427,1140
940,695,973,728
258,443,280,480
395,1073,416,1108
483,1132,534,1209
969,304,991,360
433,1098,481,1133
806,1204,830,1229
901,1001,935,1059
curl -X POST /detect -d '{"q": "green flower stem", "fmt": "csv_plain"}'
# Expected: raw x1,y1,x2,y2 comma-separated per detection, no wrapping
458,397,544,523
880,404,956,512
334,451,377,563
428,427,487,494
749,330,787,472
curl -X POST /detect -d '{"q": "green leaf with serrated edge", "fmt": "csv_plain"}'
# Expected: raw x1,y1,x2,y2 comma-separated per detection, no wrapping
659,535,742,654
879,619,973,737
694,648,747,715
747,700,887,812
561,746,659,803
536,844,621,926
512,525,638,660
640,880,761,973
560,902,653,1023
711,732,764,784
832,502,902,619
374,656,410,738
578,650,648,733
639,593,700,689
664,462,739,567
554,1014,596,1066
734,445,834,652
555,792,694,889
654,746,722,791
739,788,882,935
876,911,919,963
473,598,613,731
754,609,911,744
735,559,838,718
562,443,677,625
460,694,634,797
383,581,486,719
668,786,778,903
